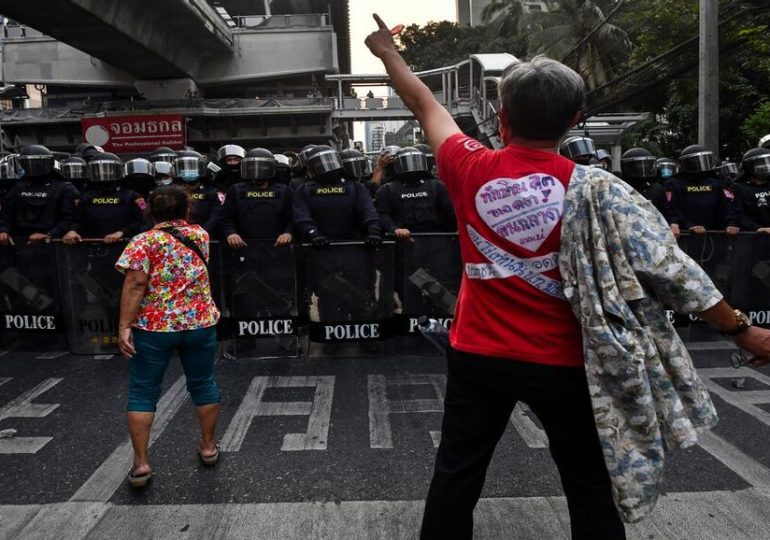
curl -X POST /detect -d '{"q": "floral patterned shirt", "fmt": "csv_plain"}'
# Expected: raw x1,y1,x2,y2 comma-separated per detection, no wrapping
115,220,220,332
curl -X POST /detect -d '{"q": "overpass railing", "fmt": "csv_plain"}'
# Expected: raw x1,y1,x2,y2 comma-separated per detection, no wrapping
1,232,767,359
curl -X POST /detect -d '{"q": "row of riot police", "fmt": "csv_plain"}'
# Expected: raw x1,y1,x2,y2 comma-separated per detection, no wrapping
559,134,770,236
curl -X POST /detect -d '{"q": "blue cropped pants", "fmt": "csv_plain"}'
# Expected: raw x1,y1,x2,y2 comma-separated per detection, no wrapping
128,326,220,412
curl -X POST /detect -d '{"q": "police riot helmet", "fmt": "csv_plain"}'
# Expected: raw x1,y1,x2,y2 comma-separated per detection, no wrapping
88,152,124,181
241,148,276,181
560,136,596,160
414,143,435,171
305,145,344,182
153,161,173,186
17,145,56,178
656,158,677,179
741,148,770,180
75,143,105,163
596,149,612,169
298,145,316,168
125,158,155,179
679,144,716,173
173,150,207,184
621,148,657,179
759,135,770,150
60,156,89,180
717,160,739,181
150,146,177,164
274,154,292,184
217,144,246,172
392,147,429,179
340,148,369,179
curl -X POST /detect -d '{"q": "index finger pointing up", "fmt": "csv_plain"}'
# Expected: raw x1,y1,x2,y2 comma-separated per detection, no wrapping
373,13,388,30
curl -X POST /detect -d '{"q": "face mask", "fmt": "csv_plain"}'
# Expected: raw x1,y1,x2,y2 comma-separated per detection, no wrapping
155,178,172,187
178,170,200,183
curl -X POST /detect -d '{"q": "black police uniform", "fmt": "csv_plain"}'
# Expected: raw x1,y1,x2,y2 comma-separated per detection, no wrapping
188,184,223,235
375,178,458,316
663,174,739,230
623,178,669,218
0,177,79,239
732,182,770,230
293,178,381,322
221,181,293,240
72,188,145,238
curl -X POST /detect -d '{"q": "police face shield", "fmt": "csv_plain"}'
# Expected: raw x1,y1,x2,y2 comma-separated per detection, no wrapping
718,162,738,179
622,156,657,179
657,160,677,179
88,161,124,182
125,159,154,178
746,155,770,180
392,151,428,177
561,137,595,159
217,145,246,163
173,158,206,183
307,150,343,179
61,161,88,180
150,152,177,164
680,151,716,173
17,155,55,178
342,156,369,179
240,157,276,181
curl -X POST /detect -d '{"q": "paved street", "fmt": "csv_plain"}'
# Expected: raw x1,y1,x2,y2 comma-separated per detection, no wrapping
1,341,769,539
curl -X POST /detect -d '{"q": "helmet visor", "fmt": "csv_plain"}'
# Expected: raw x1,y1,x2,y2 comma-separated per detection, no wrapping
342,156,369,178
681,151,715,173
217,145,246,161
125,160,155,178
173,157,206,182
393,151,428,176
719,162,738,176
746,155,770,178
307,150,343,177
17,155,55,177
61,161,88,180
562,138,595,158
622,156,657,179
657,160,677,178
241,157,276,180
88,161,124,181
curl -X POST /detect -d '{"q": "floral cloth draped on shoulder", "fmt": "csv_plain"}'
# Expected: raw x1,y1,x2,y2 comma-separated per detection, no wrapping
115,219,220,332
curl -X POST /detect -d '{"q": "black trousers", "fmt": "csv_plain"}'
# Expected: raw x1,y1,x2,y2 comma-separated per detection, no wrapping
420,348,626,540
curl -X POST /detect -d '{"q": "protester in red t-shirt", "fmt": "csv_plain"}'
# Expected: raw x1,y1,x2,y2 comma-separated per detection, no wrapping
365,13,770,540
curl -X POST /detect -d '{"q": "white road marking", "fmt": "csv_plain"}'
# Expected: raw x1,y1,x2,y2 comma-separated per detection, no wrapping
0,377,11,387
220,376,335,452
3,489,770,540
699,367,770,428
697,431,770,489
685,341,736,351
510,403,548,449
368,374,445,449
34,352,69,360
0,378,61,455
69,375,188,502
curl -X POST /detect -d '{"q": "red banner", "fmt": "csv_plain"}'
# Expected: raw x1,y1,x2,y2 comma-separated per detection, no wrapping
81,114,186,154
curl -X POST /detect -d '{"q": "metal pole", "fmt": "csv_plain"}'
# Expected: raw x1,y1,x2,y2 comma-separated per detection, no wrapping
698,0,719,156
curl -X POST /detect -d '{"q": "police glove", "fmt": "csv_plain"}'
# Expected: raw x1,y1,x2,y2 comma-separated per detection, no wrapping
365,233,382,248
310,234,330,249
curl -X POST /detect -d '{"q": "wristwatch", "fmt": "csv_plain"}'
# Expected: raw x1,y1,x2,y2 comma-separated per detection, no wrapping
722,309,752,336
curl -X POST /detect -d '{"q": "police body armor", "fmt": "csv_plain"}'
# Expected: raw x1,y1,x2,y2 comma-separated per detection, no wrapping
188,184,221,229
12,178,74,236
228,182,292,239
76,188,144,237
384,178,444,232
299,179,364,239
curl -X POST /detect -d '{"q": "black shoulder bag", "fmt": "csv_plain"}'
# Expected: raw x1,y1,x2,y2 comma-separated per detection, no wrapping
157,227,208,267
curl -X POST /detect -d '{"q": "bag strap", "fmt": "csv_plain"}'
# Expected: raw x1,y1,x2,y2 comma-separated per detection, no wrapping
157,227,208,267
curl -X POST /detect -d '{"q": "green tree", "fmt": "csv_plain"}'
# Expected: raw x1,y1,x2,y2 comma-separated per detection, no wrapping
522,0,631,90
480,0,525,36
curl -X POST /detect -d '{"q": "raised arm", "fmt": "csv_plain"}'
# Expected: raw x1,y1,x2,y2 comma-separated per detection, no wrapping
365,14,461,153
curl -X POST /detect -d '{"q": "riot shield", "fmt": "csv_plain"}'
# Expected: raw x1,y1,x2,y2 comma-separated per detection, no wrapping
56,241,124,355
221,240,299,358
730,233,770,328
302,241,395,357
396,234,461,355
0,240,67,352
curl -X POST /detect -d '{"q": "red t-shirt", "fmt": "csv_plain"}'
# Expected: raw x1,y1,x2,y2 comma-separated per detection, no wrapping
437,133,583,367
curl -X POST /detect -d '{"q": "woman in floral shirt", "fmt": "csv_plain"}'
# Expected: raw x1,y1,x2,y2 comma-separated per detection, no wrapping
116,185,221,488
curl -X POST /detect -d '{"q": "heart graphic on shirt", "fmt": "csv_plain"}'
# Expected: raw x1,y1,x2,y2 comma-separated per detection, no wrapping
475,175,565,252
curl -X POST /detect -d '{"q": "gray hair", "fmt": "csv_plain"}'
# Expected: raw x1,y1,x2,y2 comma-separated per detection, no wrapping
498,56,586,140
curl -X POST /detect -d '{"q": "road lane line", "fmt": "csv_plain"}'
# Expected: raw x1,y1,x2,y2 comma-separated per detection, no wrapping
0,378,62,422
69,375,188,502
697,430,770,489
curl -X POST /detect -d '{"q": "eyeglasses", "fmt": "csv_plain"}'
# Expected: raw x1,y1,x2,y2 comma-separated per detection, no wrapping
730,350,751,369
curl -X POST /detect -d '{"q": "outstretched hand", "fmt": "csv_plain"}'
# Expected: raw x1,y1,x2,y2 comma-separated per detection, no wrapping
365,14,398,59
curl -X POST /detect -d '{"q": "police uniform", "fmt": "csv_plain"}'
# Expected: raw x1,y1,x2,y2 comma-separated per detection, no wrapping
0,177,79,239
623,178,669,218
72,188,145,238
293,178,381,321
221,181,293,240
188,184,223,235
663,175,739,230
732,182,770,230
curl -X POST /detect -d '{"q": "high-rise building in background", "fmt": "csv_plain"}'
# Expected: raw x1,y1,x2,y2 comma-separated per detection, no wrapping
456,0,548,26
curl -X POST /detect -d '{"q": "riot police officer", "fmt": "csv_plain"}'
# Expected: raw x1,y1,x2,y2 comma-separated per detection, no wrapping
341,148,377,196
172,150,222,234
560,136,596,165
595,149,613,172
374,147,455,237
62,152,144,244
0,154,22,202
664,145,740,236
153,161,173,187
274,154,293,186
620,148,668,216
149,146,177,165
124,158,156,199
717,160,739,184
221,148,293,247
0,145,78,245
733,148,770,232
75,143,104,163
293,145,382,324
60,156,89,194
414,143,436,177
214,144,246,192
656,158,677,182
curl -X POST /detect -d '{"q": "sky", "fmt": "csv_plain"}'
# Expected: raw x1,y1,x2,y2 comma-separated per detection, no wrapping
348,1,457,145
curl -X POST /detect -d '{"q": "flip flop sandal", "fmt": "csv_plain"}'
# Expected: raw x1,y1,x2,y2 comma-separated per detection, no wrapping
198,444,220,466
127,467,153,488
